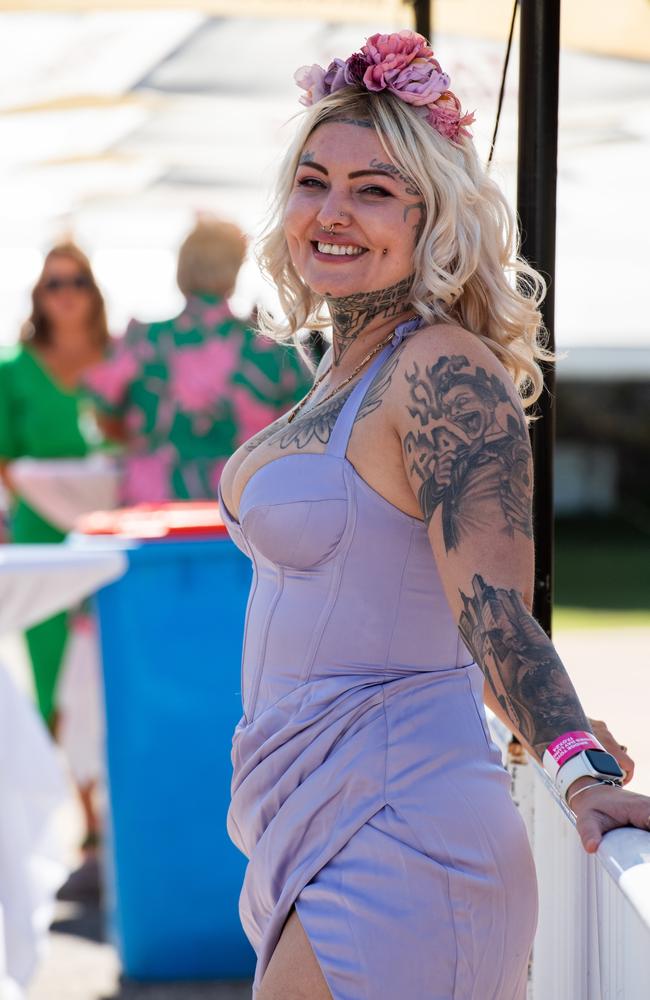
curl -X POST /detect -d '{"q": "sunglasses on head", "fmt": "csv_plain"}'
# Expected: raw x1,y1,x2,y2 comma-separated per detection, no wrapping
43,275,93,293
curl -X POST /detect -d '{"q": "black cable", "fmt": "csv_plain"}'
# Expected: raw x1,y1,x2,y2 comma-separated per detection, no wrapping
487,0,519,168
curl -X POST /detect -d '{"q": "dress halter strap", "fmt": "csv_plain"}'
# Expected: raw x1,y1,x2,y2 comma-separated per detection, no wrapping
326,317,422,459
326,344,394,458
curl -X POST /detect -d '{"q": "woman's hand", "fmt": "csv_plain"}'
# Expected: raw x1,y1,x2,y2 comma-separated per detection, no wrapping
568,777,650,853
588,718,635,785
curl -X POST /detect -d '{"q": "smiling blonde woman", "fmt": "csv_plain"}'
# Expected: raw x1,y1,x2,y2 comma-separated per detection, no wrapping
217,30,648,1000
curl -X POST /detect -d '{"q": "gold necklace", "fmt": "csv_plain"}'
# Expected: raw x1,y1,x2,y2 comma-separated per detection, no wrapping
286,329,397,424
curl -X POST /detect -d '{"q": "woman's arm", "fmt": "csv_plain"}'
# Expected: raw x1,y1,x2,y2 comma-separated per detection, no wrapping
391,326,649,848
483,680,635,784
392,326,588,762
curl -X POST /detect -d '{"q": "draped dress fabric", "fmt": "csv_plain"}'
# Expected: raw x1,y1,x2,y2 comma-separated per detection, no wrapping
217,319,538,1000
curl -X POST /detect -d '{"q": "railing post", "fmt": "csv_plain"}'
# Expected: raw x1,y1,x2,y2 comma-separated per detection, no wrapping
517,0,561,638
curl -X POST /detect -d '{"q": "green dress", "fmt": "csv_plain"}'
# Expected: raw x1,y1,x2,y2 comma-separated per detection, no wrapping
0,346,92,725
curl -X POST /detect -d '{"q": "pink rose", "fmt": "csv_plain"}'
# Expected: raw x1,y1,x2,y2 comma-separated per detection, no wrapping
361,29,432,92
169,337,240,413
426,92,475,141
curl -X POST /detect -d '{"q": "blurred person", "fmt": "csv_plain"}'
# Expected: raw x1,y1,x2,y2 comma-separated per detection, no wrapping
217,31,648,999
84,218,311,504
0,241,107,852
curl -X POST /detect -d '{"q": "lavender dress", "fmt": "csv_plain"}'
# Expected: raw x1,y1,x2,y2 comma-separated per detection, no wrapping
218,320,538,999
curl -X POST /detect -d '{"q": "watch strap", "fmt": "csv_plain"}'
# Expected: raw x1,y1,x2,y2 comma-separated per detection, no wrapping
556,750,623,803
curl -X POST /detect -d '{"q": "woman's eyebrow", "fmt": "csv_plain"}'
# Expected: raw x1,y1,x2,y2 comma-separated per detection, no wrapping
348,169,396,180
297,158,328,174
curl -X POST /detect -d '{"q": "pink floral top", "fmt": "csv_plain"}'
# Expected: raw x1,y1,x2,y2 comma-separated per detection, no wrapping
84,295,311,504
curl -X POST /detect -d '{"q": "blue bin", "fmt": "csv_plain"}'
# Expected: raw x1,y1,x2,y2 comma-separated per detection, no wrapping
93,534,255,980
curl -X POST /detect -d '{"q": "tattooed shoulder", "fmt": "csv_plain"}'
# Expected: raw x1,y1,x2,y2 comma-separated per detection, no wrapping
399,342,533,548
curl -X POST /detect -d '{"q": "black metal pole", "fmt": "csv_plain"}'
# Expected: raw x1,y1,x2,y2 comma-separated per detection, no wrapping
413,0,431,41
517,0,560,639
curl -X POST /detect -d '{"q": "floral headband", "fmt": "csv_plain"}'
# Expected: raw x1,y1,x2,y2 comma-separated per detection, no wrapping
294,29,475,143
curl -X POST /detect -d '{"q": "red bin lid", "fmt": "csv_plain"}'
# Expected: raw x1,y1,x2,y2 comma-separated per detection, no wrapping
76,501,228,540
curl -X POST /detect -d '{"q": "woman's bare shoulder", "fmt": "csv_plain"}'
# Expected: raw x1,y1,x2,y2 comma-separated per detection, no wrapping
395,321,519,403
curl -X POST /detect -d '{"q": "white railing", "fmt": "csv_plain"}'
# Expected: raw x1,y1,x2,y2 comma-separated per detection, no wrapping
487,713,650,1000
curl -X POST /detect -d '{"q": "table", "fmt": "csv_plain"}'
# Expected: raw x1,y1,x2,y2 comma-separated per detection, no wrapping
0,544,127,637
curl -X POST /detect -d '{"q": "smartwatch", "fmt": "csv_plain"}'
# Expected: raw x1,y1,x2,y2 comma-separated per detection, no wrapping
556,748,624,803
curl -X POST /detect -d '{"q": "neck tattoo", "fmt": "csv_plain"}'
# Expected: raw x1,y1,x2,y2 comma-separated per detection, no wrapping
326,275,413,366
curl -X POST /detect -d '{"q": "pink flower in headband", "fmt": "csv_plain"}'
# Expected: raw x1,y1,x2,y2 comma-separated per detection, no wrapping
427,92,476,140
361,30,433,91
294,29,474,143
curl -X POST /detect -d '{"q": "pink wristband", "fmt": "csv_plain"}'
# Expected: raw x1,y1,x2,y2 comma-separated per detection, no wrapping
542,730,604,781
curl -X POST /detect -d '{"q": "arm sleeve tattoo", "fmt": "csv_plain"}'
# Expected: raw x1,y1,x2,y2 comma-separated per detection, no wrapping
400,351,590,759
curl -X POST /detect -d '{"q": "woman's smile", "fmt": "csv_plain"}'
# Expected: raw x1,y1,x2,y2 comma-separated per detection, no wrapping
311,238,369,262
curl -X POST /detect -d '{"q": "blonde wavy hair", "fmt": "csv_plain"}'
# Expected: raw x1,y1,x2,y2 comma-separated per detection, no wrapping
258,87,551,407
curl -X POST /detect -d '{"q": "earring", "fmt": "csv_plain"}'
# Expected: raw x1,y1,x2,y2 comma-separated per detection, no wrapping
382,248,388,255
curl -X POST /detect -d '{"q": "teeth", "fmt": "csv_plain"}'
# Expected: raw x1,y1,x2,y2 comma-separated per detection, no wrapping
317,242,365,256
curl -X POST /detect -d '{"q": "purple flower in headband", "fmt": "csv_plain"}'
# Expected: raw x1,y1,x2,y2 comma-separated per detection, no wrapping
294,29,475,143
294,63,329,107
386,57,450,106
294,58,348,107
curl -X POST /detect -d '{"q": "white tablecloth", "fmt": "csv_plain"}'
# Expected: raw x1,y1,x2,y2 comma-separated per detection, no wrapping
0,665,71,995
0,545,127,638
0,543,128,995
8,456,120,534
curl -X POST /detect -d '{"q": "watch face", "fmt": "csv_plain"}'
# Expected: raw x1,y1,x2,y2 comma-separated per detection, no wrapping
585,748,625,778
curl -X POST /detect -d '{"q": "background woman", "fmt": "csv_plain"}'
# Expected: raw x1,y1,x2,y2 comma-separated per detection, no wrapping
0,242,107,730
0,242,107,856
84,217,311,503
217,31,649,999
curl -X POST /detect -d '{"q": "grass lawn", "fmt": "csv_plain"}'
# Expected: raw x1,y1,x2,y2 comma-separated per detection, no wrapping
553,516,650,630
